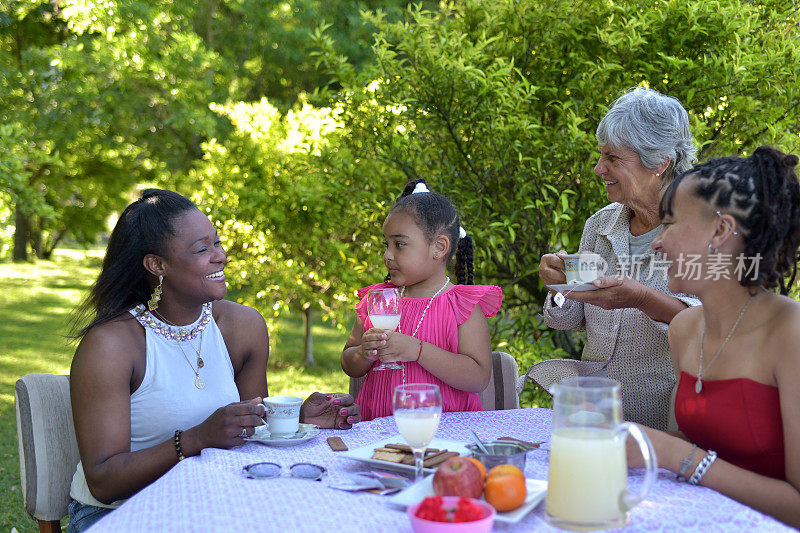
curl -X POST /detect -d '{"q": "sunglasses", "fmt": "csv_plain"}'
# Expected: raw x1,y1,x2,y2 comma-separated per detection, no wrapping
242,462,327,481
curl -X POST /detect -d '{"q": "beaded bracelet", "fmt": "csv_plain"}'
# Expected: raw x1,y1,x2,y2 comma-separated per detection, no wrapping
677,444,698,481
174,430,185,461
688,449,717,485
415,340,424,362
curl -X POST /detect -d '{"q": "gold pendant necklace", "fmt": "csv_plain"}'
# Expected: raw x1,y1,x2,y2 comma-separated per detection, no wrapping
695,294,755,394
176,333,206,389
152,309,207,389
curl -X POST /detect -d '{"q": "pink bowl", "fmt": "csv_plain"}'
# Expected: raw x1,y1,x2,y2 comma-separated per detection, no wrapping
407,496,496,533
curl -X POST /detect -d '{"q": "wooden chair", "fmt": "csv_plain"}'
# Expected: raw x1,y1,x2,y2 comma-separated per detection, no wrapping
15,374,80,533
348,351,521,410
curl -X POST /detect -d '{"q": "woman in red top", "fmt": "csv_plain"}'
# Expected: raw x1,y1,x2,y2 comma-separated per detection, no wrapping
643,146,800,528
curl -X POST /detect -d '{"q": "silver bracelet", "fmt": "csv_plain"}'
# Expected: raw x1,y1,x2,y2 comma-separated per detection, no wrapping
677,444,698,481
688,450,717,485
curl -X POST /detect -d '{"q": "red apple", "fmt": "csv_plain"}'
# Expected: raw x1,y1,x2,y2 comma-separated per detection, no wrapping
432,457,483,499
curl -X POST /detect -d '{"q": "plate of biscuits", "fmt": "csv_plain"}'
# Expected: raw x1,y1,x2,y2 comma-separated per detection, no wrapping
338,436,471,475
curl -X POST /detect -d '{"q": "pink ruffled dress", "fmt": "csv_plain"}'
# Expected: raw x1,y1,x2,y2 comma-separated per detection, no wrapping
354,282,503,421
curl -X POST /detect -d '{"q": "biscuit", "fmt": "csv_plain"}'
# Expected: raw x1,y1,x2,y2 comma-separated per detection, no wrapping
371,450,406,463
327,436,348,451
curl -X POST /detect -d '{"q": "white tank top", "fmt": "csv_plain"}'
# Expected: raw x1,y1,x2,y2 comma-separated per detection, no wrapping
70,303,240,508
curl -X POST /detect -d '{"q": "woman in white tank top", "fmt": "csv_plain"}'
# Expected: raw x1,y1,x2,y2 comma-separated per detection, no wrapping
66,189,361,532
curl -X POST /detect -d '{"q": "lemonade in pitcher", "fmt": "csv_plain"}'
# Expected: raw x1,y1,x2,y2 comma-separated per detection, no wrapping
546,427,627,524
545,377,657,531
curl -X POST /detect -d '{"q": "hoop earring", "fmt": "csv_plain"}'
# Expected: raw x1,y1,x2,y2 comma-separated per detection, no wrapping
148,275,163,311
707,243,719,255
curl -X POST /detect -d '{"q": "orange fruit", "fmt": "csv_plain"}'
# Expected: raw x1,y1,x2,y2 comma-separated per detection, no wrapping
487,464,525,480
465,457,487,481
485,465,527,512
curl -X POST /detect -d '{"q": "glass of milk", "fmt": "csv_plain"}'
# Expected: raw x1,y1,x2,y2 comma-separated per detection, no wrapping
393,383,442,481
367,287,403,370
545,377,657,530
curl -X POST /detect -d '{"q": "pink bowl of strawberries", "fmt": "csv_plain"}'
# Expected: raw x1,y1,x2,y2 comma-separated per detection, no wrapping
408,495,496,533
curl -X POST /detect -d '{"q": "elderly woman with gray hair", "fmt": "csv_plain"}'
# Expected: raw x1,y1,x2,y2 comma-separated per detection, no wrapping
535,87,701,430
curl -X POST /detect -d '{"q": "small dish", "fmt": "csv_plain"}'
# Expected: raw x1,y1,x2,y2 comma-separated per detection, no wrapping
388,475,547,524
465,441,528,471
408,496,496,532
246,423,320,447
547,283,599,292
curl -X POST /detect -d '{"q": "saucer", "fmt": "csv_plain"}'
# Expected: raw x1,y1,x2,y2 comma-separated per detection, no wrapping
246,423,321,447
547,283,599,292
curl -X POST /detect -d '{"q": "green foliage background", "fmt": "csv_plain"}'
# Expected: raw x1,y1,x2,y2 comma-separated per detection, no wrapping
3,0,800,408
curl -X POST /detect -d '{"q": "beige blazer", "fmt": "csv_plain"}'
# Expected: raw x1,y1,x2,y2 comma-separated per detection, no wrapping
543,202,700,430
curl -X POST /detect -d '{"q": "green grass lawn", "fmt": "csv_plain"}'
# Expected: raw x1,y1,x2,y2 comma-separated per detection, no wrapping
0,249,348,532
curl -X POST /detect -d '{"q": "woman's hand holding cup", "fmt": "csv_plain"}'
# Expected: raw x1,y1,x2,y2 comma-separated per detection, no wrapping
185,398,267,454
539,250,568,286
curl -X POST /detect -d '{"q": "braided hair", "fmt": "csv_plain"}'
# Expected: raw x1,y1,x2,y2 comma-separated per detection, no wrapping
70,189,198,338
385,179,474,285
660,146,800,294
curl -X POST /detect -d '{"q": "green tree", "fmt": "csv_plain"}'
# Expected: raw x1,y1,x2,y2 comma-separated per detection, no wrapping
0,0,426,261
188,97,388,363
1,0,229,259
188,0,427,108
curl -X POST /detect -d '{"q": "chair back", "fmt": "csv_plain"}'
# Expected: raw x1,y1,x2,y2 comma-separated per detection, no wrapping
478,351,520,410
15,374,80,527
348,373,367,400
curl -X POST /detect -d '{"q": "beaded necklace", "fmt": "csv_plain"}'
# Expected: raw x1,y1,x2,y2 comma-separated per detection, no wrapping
133,303,212,389
133,302,212,341
397,276,450,384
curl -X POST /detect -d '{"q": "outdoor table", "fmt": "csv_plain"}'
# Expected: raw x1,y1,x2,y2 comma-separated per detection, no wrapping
91,408,789,532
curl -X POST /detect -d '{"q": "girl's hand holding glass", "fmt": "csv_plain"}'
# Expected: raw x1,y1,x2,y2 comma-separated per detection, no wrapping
367,287,403,371
359,328,388,362
374,332,420,366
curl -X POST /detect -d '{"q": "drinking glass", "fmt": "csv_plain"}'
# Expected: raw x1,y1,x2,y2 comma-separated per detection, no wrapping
393,383,442,481
367,287,403,371
545,377,657,531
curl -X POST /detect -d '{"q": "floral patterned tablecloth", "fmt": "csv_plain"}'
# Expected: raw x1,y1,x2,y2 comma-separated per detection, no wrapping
91,408,788,532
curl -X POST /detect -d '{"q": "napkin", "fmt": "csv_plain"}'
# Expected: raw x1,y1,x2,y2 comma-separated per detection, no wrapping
328,472,409,493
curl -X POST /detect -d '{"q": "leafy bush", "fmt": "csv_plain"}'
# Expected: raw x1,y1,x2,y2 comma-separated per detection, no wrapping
309,0,800,363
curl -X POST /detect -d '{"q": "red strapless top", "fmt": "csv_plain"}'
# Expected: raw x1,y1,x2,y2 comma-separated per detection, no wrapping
675,371,785,480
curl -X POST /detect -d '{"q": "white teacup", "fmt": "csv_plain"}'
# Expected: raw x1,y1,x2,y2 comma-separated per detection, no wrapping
264,396,304,437
563,253,604,285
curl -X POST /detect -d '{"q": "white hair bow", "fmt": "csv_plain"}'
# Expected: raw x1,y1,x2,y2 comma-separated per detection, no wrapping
459,227,467,238
412,182,430,194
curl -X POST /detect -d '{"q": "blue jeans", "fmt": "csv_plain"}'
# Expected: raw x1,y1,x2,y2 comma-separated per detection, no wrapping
68,500,113,532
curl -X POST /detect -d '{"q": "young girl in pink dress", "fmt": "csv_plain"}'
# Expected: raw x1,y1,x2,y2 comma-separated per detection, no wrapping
341,179,502,421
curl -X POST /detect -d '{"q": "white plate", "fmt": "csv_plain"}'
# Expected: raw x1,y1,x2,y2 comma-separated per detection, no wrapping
387,475,547,524
339,436,471,475
547,283,599,292
246,423,321,447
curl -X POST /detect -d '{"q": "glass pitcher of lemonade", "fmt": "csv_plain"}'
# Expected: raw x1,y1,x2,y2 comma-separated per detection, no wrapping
545,377,657,531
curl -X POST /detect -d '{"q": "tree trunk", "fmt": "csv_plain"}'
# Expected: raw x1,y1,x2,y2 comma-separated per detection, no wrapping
30,216,42,259
39,227,64,260
303,306,315,367
13,205,29,262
